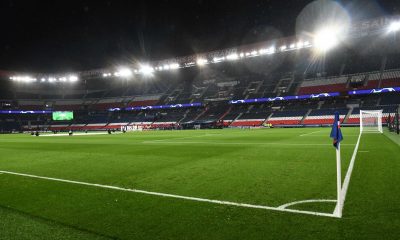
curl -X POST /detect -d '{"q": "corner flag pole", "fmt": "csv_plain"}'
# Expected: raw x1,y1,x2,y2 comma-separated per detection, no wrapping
336,142,342,218
331,111,343,218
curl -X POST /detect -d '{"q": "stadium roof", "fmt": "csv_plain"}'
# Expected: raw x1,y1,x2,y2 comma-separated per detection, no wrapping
1,1,399,81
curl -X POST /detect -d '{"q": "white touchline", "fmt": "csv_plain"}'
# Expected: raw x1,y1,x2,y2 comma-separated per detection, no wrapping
151,133,221,142
142,141,355,146
334,132,362,216
39,132,123,137
0,170,339,218
299,130,322,137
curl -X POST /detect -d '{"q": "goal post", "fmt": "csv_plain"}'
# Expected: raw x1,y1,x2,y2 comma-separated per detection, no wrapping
360,110,383,133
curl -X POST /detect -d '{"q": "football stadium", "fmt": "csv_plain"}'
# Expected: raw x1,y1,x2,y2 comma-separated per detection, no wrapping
0,1,399,239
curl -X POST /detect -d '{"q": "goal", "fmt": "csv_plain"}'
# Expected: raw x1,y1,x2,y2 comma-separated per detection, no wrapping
360,110,383,133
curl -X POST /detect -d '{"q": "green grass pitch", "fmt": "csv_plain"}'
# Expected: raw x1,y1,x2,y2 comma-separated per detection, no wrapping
0,127,399,239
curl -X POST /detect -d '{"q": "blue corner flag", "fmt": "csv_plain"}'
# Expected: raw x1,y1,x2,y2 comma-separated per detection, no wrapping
330,111,343,149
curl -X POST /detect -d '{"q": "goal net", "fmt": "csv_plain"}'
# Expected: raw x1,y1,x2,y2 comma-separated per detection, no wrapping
360,110,383,133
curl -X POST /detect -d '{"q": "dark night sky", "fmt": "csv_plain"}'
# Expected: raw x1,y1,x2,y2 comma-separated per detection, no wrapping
0,0,398,73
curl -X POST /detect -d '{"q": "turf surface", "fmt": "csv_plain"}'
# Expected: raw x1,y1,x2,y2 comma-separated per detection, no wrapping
0,127,399,239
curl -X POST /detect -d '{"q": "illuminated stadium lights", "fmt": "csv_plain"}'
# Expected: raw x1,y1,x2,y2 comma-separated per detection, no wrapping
239,53,244,58
226,53,239,60
59,77,67,82
48,77,56,82
280,45,287,51
313,27,340,53
303,41,311,46
213,56,225,63
68,75,78,82
268,46,276,54
139,65,154,75
196,58,208,66
388,21,400,33
102,73,112,77
169,63,180,69
250,50,258,56
297,41,304,48
259,48,268,55
114,68,133,77
289,43,296,49
41,78,46,82
10,76,36,82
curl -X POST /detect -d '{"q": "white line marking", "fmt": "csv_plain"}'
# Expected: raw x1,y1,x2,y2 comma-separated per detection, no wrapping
278,199,337,209
0,170,338,218
151,134,220,142
142,141,355,147
334,132,362,216
39,132,122,137
299,130,322,137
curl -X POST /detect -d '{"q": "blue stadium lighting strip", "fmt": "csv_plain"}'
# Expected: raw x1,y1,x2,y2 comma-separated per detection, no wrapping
348,87,400,95
229,92,340,104
109,102,202,112
0,110,52,114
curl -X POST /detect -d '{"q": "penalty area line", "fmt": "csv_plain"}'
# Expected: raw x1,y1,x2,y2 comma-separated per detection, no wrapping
0,170,338,218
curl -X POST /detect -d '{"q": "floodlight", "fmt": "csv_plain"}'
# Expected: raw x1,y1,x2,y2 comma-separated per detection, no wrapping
139,65,154,75
226,53,239,60
259,49,268,55
313,27,340,53
280,45,287,51
169,63,179,69
289,43,295,49
213,57,224,63
163,65,170,70
196,58,208,66
68,75,78,82
388,21,400,33
297,41,304,48
117,68,133,77
268,47,276,54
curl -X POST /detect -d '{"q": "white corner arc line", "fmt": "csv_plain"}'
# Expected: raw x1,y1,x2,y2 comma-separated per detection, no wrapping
0,170,338,218
334,132,362,216
278,199,337,209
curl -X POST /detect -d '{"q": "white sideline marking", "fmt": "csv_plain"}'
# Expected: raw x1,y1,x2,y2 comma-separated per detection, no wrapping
278,199,337,209
142,141,355,147
39,132,122,137
151,134,220,142
299,130,322,137
334,132,362,216
0,170,338,218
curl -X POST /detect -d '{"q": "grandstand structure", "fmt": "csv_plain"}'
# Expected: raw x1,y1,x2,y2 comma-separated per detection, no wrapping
0,16,400,132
